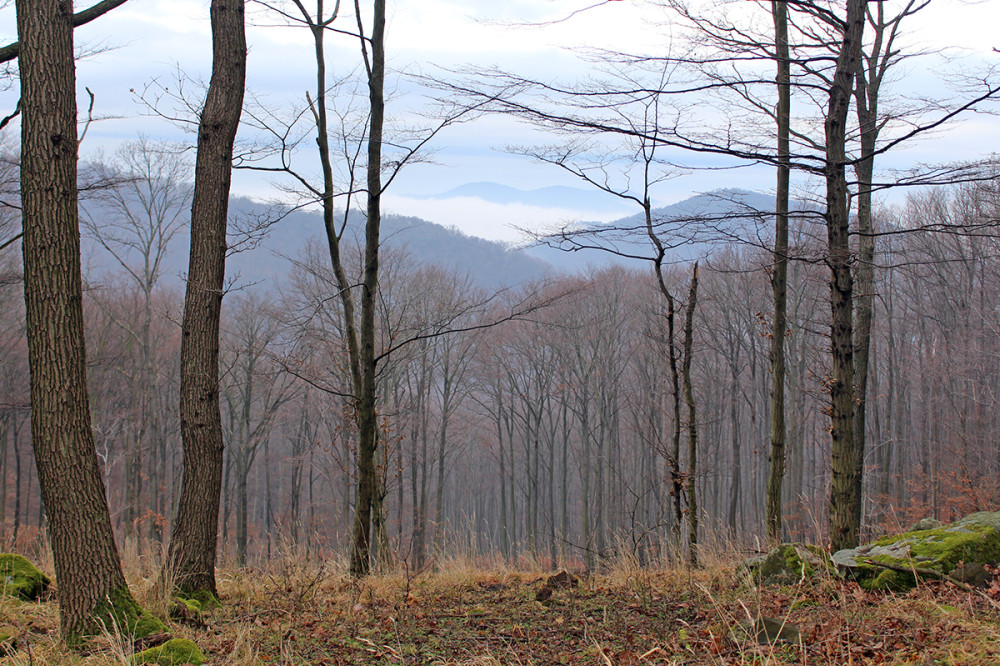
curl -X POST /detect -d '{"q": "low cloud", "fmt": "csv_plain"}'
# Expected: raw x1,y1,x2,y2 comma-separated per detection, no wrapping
381,194,631,244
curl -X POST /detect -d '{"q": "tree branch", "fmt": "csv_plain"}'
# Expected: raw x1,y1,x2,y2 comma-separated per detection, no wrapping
0,0,132,64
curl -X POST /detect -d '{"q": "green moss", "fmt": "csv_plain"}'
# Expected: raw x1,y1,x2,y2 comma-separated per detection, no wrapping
0,554,51,600
179,589,220,610
68,588,166,646
848,512,1000,592
0,625,17,651
170,589,220,622
873,528,999,571
130,638,206,665
171,597,201,618
752,543,832,586
861,568,914,592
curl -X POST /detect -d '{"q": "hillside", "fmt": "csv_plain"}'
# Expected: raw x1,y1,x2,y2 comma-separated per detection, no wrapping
226,201,557,290
81,189,798,289
82,197,558,291
523,189,782,272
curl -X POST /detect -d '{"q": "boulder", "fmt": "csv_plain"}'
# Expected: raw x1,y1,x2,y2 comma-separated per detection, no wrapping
908,518,943,532
0,554,51,601
832,511,1000,591
739,543,833,585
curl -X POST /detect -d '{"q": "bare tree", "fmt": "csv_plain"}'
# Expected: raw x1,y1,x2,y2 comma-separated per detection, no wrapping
765,0,791,544
681,262,699,566
14,0,156,641
164,0,247,597
81,138,190,541
220,294,294,564
245,0,489,575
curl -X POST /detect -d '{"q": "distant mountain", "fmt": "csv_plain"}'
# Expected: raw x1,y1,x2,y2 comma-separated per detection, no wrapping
419,182,634,215
82,196,557,292
523,189,787,272
81,187,801,293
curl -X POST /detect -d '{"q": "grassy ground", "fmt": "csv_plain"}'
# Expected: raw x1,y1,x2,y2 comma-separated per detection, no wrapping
2,547,1000,665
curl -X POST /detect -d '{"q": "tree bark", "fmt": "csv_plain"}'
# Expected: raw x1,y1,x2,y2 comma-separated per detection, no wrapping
349,0,386,577
165,0,246,596
16,0,141,639
765,0,790,544
826,0,865,553
682,262,699,568
642,198,684,556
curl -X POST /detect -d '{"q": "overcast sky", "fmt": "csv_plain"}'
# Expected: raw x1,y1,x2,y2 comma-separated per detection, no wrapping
0,0,997,242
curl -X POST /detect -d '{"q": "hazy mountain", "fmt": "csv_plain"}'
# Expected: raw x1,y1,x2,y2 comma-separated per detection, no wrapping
82,196,557,292
81,188,800,293
523,189,787,272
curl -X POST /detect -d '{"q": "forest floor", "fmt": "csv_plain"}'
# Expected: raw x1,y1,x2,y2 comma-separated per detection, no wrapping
3,548,1000,665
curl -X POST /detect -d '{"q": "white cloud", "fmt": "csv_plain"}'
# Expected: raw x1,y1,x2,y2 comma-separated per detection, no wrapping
382,193,629,244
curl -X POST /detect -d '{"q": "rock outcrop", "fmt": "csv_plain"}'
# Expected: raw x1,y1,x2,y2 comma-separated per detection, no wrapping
832,511,1000,591
740,543,833,586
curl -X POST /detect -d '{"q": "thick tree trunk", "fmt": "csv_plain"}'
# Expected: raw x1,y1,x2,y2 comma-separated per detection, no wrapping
766,0,790,544
165,0,246,596
16,0,142,639
826,0,865,553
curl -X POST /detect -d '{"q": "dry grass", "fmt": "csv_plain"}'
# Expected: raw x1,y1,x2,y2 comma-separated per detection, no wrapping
3,542,1000,664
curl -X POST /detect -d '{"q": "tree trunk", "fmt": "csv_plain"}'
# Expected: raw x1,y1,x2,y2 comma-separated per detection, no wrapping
165,0,246,596
16,0,143,639
235,456,249,565
826,0,865,553
12,419,21,542
682,263,699,568
433,357,452,553
349,0,386,577
766,0,790,544
645,198,683,557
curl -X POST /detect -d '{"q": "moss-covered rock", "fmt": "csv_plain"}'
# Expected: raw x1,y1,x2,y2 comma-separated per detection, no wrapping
832,511,1000,591
0,554,51,600
740,543,833,585
130,638,206,665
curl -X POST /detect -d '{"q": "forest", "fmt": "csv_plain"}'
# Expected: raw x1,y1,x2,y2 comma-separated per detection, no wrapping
2,0,1000,664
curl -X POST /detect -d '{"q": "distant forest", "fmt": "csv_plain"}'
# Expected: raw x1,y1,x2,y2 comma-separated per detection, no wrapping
3,159,997,569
